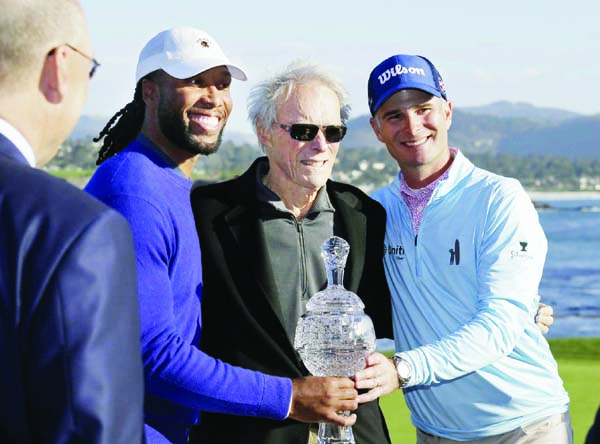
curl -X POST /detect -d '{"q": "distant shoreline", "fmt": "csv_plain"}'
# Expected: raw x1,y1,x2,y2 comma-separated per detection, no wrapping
527,191,600,201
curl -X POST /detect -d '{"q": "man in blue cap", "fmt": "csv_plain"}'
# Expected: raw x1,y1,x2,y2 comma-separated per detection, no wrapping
354,54,572,443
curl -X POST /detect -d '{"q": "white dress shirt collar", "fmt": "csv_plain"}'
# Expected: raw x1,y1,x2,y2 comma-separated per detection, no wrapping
0,118,36,167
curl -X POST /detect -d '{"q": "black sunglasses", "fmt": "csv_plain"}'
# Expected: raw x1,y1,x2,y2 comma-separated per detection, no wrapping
278,123,347,143
48,43,100,79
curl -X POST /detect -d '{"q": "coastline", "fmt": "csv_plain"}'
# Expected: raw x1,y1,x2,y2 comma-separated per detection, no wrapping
526,191,600,201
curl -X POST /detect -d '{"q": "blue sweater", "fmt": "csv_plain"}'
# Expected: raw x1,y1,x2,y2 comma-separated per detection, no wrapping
85,137,291,444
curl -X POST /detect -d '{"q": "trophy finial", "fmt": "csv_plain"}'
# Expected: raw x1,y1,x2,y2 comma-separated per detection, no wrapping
321,236,350,270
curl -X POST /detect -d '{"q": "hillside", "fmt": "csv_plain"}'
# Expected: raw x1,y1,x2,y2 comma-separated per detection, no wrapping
70,101,600,158
499,116,600,158
342,105,599,158
460,101,581,124
343,110,545,154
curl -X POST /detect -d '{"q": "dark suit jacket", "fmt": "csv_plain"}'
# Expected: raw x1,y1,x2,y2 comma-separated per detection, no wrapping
587,405,600,444
189,157,393,444
0,135,145,443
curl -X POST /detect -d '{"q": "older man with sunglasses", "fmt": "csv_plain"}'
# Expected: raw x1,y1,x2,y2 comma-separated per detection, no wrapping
189,63,394,444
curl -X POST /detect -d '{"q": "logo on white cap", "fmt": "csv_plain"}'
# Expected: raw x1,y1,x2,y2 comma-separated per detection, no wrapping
135,27,247,83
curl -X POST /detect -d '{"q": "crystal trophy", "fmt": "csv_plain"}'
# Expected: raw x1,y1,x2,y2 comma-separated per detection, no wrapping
294,236,376,444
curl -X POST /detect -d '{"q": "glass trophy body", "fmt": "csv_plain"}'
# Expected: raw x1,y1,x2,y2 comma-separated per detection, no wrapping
294,236,376,444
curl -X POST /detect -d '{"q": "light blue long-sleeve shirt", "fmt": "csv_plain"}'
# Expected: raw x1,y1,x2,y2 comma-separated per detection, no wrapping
371,150,569,440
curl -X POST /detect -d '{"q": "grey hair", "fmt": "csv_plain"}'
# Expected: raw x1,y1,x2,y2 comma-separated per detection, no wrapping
0,0,84,86
247,61,351,150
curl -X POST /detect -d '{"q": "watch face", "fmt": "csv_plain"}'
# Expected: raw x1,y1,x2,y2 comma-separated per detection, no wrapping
397,360,411,379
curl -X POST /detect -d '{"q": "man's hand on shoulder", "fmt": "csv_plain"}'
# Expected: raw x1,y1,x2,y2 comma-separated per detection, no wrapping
536,302,554,335
289,376,358,426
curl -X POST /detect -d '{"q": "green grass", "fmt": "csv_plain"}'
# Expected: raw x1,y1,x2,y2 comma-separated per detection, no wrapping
379,338,600,443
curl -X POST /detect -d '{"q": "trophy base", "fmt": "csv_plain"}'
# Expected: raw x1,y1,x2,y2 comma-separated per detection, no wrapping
317,422,355,444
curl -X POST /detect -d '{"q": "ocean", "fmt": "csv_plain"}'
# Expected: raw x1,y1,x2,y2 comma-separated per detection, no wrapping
536,198,600,338
376,195,600,351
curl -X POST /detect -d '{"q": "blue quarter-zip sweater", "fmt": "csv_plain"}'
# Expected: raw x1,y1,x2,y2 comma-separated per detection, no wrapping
371,150,569,440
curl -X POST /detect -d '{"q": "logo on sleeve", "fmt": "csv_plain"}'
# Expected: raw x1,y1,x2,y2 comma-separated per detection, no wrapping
511,240,534,260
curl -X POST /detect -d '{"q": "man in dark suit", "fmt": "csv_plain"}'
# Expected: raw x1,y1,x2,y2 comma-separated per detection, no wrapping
190,63,393,444
0,1,144,442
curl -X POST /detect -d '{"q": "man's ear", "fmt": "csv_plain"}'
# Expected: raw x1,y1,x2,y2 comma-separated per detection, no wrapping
369,116,384,143
39,47,68,104
141,77,159,109
445,100,453,131
257,122,272,148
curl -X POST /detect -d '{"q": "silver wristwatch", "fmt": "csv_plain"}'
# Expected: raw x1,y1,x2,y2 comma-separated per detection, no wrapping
391,353,412,388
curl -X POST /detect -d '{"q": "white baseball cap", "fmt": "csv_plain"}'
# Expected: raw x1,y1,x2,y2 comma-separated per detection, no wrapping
135,27,247,83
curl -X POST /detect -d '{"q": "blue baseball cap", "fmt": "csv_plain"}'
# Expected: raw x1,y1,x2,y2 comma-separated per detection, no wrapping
368,54,447,115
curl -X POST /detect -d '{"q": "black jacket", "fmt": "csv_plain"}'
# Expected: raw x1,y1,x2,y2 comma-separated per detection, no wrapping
587,406,600,444
189,157,393,444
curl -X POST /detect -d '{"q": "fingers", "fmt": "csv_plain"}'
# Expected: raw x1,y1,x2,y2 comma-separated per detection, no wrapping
535,322,550,335
288,376,359,425
354,354,385,386
536,314,554,326
345,413,358,426
357,385,388,404
537,314,554,325
321,410,357,427
335,410,357,427
537,303,554,318
535,303,554,335
354,352,399,402
538,303,553,314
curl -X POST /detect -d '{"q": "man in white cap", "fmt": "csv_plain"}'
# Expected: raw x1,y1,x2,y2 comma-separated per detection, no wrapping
85,27,359,444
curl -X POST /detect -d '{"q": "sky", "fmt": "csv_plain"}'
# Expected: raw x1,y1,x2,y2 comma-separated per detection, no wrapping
81,0,599,135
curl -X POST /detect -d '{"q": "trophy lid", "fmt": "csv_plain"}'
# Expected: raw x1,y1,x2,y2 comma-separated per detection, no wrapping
305,236,365,313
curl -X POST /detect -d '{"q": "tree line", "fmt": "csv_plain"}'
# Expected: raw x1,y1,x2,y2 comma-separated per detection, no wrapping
47,139,600,192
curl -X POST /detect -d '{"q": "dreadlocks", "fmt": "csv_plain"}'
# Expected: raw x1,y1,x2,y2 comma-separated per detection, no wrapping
94,82,145,165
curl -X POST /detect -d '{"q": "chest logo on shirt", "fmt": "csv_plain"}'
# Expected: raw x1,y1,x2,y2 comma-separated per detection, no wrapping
449,239,460,265
384,243,405,260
